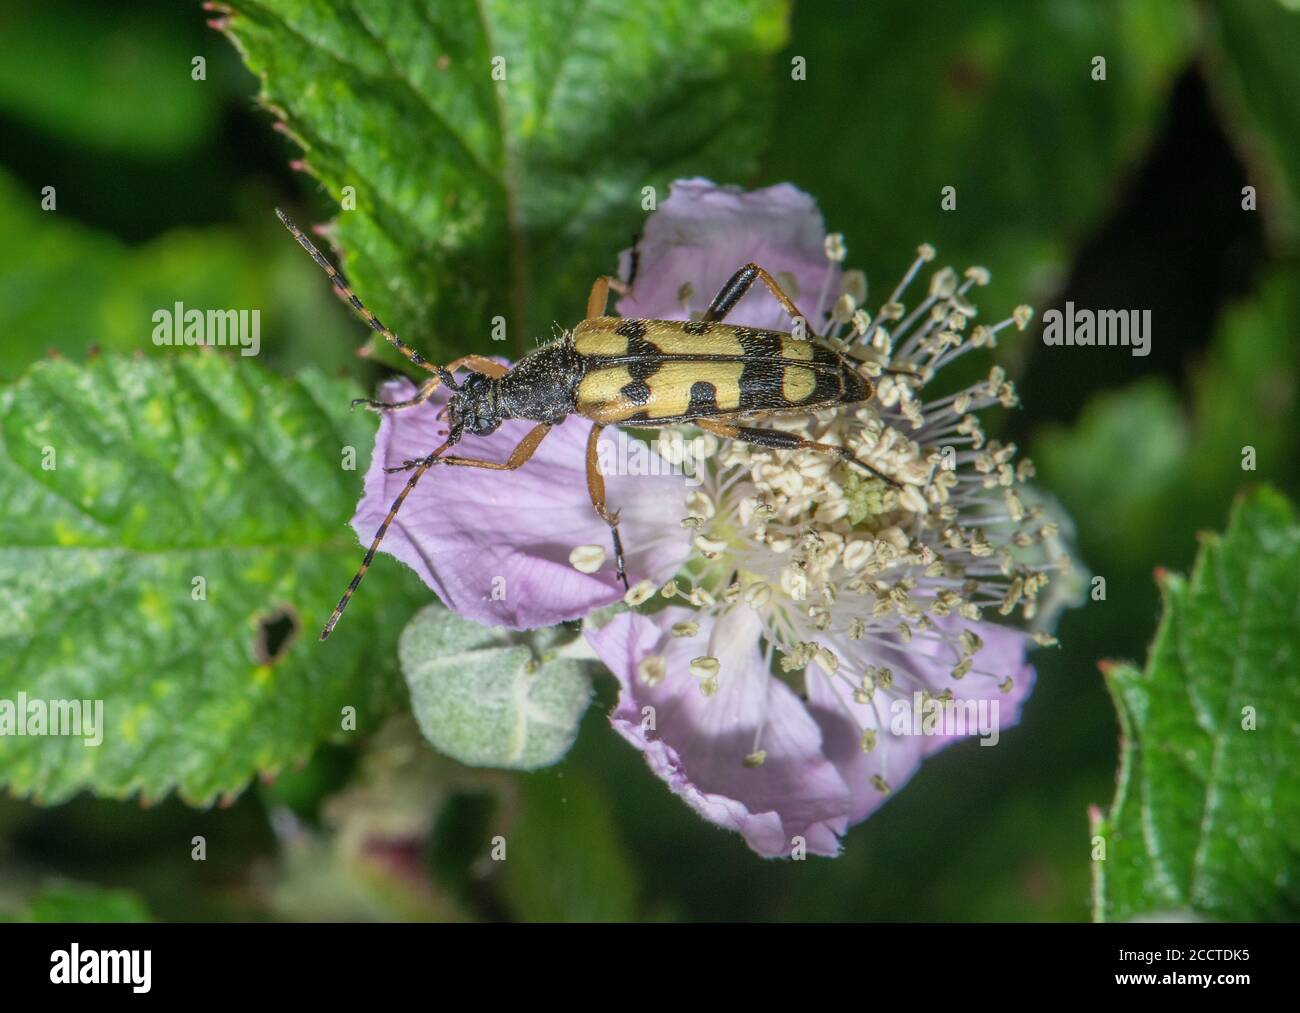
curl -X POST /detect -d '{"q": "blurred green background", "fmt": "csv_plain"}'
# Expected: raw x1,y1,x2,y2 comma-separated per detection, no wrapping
0,0,1296,922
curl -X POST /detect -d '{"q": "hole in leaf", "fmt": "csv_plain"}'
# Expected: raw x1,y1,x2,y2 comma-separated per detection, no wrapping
254,605,300,664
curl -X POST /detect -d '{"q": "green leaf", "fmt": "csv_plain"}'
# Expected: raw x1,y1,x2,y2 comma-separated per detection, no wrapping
1093,487,1300,922
222,0,790,360
767,0,1193,315
1202,0,1300,250
0,167,363,382
500,767,639,922
0,353,427,804
399,605,592,770
0,2,221,157
12,881,151,923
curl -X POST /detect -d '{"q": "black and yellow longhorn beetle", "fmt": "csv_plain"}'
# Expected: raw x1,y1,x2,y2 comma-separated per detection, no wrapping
275,209,902,640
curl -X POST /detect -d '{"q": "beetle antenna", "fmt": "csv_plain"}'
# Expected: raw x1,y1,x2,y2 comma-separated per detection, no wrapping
320,426,463,640
275,207,443,378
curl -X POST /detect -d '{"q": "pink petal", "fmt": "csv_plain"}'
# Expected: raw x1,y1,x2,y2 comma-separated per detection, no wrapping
352,375,691,629
808,620,1036,824
587,606,853,858
617,177,840,331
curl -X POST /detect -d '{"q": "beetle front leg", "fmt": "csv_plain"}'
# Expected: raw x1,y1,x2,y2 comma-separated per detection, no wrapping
353,377,441,412
353,354,510,413
445,354,509,379
585,423,629,589
585,275,630,320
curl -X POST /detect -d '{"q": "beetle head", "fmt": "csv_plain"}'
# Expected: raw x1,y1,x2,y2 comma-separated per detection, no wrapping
447,371,501,436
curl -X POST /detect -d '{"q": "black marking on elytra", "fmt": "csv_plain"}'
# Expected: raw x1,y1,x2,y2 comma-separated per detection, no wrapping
736,360,809,412
626,334,661,382
812,343,844,366
736,328,785,358
687,380,720,415
682,320,712,336
619,379,652,406
840,364,871,402
615,318,648,340
811,366,850,405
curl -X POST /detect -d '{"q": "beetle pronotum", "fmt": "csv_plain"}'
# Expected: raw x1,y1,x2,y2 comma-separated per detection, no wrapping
275,209,903,640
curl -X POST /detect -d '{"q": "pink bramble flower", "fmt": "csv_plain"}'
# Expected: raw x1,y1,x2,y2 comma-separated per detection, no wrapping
582,179,1079,857
349,178,1079,859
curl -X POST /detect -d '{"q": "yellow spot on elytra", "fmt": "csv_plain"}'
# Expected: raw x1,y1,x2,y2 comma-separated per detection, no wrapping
782,365,818,403
643,323,744,357
577,366,639,422
777,339,815,361
572,321,629,357
647,361,744,417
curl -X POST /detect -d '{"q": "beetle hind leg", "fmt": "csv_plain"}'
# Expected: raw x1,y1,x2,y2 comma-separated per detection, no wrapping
703,263,810,334
694,418,903,489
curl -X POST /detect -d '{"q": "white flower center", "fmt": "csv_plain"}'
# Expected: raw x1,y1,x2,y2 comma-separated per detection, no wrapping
652,246,1070,773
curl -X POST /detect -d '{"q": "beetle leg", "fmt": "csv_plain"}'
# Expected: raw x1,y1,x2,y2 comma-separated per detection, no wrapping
353,377,441,413
693,418,902,489
702,263,809,334
445,354,509,379
433,423,552,470
584,424,629,589
586,276,630,319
